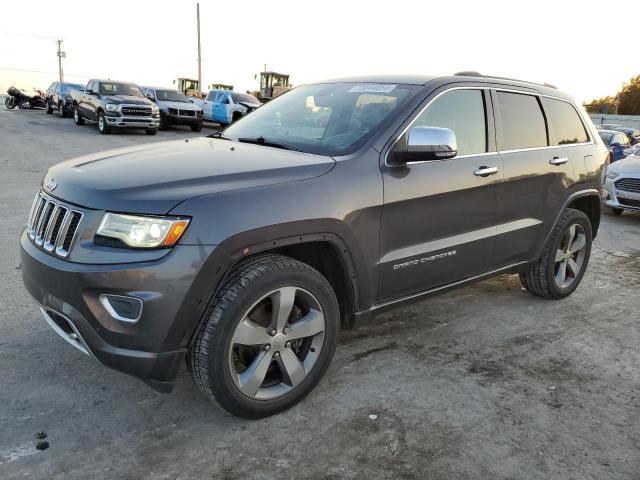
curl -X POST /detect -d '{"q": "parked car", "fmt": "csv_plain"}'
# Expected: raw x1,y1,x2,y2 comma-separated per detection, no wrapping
45,82,85,117
598,129,633,161
613,126,640,145
202,89,261,126
603,151,640,215
141,86,203,132
71,79,160,134
20,73,607,418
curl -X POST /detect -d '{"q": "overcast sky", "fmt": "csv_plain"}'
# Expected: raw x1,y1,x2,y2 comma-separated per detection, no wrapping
0,0,635,103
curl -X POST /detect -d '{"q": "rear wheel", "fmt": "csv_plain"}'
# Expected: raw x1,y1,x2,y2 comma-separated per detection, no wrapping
4,96,16,109
520,208,592,299
45,100,53,114
73,106,84,125
58,102,67,118
187,254,339,418
97,112,109,134
190,122,203,132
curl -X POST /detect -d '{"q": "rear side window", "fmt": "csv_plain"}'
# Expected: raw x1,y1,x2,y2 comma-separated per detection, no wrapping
497,91,547,150
541,98,589,145
413,89,487,156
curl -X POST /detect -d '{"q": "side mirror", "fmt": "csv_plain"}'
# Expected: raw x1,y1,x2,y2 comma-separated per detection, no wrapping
390,126,457,165
145,92,155,101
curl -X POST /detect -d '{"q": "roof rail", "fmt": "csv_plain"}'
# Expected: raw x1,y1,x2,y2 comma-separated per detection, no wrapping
453,71,557,89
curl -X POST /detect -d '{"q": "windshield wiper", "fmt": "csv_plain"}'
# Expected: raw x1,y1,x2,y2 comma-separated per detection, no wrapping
237,137,299,151
208,131,230,140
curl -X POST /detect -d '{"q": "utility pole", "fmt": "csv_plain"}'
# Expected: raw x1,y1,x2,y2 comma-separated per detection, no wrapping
196,3,202,95
56,39,65,82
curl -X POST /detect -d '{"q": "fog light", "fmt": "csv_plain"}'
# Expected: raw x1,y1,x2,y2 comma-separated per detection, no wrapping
99,294,143,323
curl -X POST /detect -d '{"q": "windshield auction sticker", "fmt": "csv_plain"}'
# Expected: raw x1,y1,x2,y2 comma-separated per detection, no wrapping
348,84,397,93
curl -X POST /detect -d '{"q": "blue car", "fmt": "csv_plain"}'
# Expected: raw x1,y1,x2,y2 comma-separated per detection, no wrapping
202,90,261,126
599,129,633,162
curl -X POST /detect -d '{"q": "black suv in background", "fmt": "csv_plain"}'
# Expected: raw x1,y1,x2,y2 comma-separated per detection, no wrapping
21,73,607,418
71,80,160,134
44,81,85,117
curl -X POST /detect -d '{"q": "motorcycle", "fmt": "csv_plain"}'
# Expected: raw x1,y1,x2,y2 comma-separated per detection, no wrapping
4,85,46,110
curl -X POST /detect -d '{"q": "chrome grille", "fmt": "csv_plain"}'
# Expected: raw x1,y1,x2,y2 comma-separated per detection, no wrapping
26,192,83,258
615,177,640,193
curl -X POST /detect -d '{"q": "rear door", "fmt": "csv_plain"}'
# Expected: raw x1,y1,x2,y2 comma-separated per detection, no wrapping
78,81,93,117
379,86,504,301
491,90,576,266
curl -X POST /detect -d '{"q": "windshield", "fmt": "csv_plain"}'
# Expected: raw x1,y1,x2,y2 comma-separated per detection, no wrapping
99,82,144,97
155,89,190,102
224,83,420,156
232,93,260,105
61,83,84,94
599,132,613,144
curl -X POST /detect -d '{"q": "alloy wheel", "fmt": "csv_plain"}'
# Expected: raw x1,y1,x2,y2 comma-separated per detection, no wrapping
228,286,325,400
554,224,587,289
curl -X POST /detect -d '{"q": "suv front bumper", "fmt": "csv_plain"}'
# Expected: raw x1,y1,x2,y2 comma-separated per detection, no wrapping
20,231,229,392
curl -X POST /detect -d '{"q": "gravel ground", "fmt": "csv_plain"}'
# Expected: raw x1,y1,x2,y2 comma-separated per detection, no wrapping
1,106,639,480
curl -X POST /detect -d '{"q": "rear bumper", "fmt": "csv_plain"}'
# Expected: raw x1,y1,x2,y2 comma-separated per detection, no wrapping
20,231,230,392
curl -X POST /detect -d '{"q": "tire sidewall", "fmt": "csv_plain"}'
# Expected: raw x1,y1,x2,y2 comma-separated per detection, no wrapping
98,112,108,134
545,211,592,297
207,266,339,417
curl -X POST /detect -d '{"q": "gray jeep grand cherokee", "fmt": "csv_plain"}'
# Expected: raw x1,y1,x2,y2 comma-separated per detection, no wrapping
20,73,607,418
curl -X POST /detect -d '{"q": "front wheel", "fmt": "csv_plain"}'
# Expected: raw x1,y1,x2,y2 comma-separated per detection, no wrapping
97,112,109,134
4,96,16,109
73,106,84,125
145,128,157,135
187,254,339,418
59,102,67,118
190,122,203,132
520,208,592,299
45,101,53,114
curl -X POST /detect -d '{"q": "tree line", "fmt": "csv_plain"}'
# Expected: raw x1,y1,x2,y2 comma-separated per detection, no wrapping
584,75,640,115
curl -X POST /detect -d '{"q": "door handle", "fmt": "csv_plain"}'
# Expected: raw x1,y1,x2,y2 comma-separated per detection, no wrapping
473,166,499,177
549,157,568,166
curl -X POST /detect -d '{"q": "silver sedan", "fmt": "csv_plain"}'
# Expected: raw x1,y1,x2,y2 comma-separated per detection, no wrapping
604,152,640,214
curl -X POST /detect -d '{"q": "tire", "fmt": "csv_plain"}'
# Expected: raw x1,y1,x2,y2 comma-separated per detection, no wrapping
4,96,16,109
608,207,624,216
97,112,109,134
186,254,340,418
59,102,67,118
145,128,157,135
190,122,203,132
519,208,592,299
45,100,53,114
73,106,84,125
231,112,243,123
158,113,169,131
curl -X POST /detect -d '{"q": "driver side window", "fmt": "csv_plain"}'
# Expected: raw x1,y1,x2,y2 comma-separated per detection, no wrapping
412,89,488,156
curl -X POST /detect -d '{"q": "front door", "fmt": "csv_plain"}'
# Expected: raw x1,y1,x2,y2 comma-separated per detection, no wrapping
379,87,504,301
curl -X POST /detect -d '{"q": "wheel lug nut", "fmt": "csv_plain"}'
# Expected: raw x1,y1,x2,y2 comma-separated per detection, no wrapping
263,344,271,351
283,327,289,334
268,328,276,336
285,341,291,348
274,352,280,358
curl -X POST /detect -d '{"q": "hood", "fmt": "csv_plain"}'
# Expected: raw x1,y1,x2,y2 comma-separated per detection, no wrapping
239,101,262,110
610,153,640,173
102,95,153,105
160,100,201,111
43,137,335,214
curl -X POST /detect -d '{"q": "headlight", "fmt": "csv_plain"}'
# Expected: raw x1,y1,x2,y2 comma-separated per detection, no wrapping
606,170,619,180
105,103,121,112
152,105,159,113
96,213,189,248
